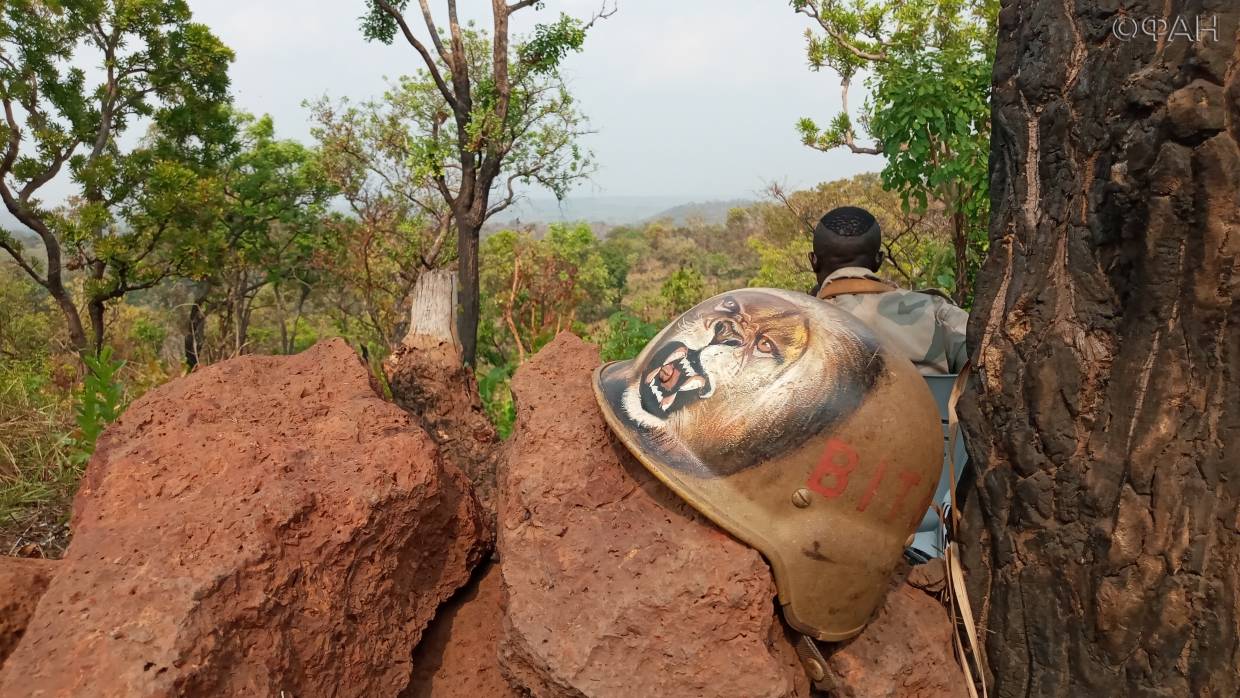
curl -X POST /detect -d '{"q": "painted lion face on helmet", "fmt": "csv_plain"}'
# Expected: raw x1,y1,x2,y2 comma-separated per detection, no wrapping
597,288,885,477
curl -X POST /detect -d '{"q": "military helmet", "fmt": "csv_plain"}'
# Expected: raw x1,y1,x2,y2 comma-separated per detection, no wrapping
592,288,942,641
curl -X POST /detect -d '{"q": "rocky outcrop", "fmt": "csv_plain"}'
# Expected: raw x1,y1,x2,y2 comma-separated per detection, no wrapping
403,562,520,698
822,574,967,698
0,339,489,697
0,557,57,670
497,333,809,698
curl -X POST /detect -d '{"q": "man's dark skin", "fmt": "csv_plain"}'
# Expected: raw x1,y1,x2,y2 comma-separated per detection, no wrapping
808,206,884,295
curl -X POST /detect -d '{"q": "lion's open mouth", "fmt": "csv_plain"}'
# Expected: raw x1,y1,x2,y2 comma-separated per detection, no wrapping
639,342,713,417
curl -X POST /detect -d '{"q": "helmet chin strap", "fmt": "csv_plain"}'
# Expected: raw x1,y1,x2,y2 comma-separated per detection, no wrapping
794,633,834,693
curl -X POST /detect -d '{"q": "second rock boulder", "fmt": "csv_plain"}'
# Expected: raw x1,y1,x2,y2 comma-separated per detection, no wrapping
498,334,809,698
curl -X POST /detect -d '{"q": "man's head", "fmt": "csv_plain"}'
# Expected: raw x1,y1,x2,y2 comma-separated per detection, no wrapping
809,206,883,283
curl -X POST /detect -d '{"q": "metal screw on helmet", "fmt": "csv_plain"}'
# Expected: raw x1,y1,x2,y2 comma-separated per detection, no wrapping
792,488,812,508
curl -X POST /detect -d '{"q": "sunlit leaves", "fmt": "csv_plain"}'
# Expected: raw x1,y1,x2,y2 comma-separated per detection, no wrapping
792,0,997,302
0,0,236,349
518,13,587,75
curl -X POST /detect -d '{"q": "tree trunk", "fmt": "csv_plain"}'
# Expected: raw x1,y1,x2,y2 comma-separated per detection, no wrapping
386,269,499,530
51,291,89,357
405,268,459,351
87,298,106,355
184,300,206,371
456,219,482,367
951,208,970,305
959,2,1239,696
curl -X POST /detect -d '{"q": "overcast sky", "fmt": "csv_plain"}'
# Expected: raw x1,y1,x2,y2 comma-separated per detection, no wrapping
188,0,878,201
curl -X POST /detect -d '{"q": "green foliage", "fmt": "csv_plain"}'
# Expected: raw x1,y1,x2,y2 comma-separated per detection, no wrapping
477,363,517,439
791,0,997,304
0,0,236,351
0,362,76,531
749,234,814,292
743,174,961,295
357,9,594,206
479,223,616,368
660,266,706,315
186,111,340,359
520,13,588,74
593,311,660,362
72,347,125,464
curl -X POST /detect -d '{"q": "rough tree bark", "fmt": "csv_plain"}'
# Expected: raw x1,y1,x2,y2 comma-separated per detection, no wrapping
959,2,1239,696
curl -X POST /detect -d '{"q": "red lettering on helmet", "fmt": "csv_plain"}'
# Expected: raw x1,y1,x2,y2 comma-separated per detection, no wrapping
807,438,857,499
855,460,888,513
885,470,923,521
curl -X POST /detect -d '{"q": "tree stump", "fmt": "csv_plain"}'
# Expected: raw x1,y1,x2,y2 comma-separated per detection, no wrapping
960,3,1239,696
386,270,500,528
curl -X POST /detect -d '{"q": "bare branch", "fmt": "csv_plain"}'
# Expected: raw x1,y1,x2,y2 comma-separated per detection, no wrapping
416,0,451,64
0,97,20,178
374,0,460,112
581,1,619,30
838,75,882,155
506,0,541,14
0,232,48,287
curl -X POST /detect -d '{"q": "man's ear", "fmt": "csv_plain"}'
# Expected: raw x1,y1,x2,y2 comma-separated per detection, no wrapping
873,250,884,271
808,251,818,271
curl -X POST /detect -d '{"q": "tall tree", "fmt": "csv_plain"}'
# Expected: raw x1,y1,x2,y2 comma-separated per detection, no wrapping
359,0,605,365
960,2,1239,695
0,0,233,355
187,112,336,363
791,0,995,304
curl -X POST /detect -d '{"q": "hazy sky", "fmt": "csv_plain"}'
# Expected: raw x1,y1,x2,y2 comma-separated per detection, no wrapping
189,0,878,201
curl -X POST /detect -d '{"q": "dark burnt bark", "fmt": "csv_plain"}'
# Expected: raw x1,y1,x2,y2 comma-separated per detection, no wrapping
959,2,1240,696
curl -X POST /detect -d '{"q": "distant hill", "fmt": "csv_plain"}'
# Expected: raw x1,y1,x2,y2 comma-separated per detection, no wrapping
488,196,686,228
642,199,754,226
484,196,756,236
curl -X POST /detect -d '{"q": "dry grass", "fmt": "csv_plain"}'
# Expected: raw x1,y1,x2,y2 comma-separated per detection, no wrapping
0,367,79,558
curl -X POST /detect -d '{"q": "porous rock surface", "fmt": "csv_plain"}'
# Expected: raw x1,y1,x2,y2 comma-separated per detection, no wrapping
403,562,521,698
498,332,809,698
0,339,489,697
822,579,967,698
0,557,57,669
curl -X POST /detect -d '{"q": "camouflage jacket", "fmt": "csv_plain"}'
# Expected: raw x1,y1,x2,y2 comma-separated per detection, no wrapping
814,267,969,375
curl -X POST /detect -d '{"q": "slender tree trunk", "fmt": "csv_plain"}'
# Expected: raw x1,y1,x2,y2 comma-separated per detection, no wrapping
505,255,525,364
959,2,1240,696
951,208,969,305
288,283,310,354
184,299,206,371
52,292,89,357
87,298,106,355
456,218,482,366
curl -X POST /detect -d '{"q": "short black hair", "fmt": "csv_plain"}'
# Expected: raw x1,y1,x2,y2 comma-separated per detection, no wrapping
812,206,882,271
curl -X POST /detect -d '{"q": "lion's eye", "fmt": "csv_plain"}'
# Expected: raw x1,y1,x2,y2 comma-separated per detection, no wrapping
755,336,777,356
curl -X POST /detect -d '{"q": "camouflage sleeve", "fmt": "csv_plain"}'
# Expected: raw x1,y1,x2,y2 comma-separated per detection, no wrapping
935,299,970,373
